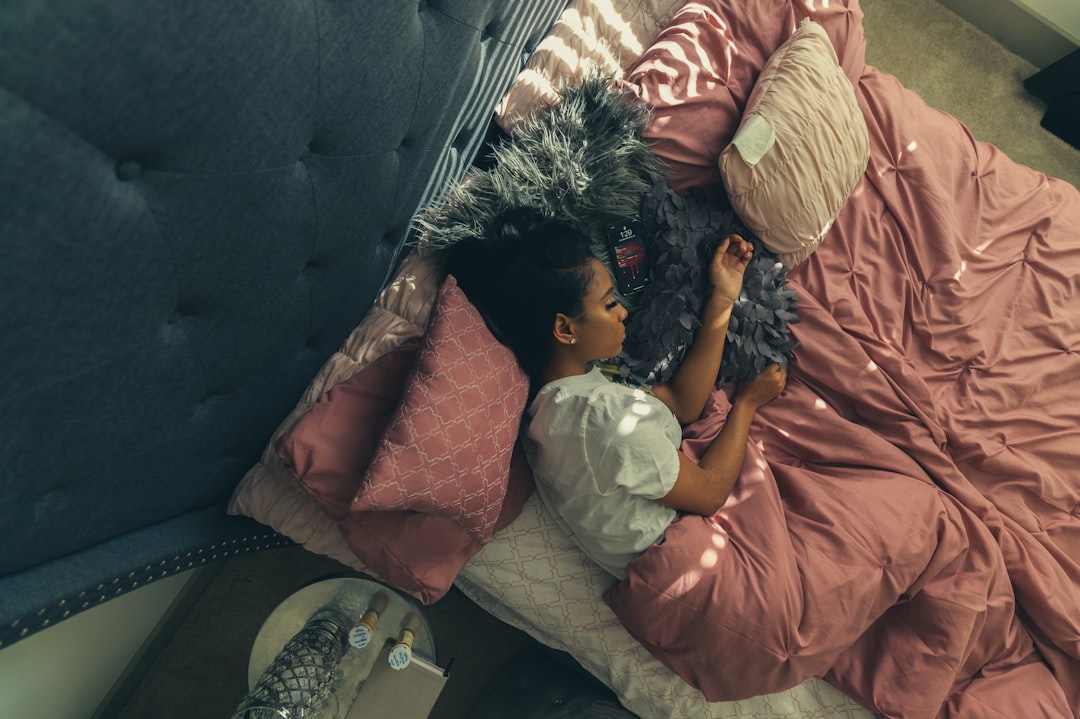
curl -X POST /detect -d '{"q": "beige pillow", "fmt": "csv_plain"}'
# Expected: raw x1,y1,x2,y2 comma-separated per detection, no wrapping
719,19,869,268
495,0,684,133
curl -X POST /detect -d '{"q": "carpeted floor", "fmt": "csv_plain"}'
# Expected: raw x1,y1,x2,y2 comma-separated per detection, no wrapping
113,2,1079,718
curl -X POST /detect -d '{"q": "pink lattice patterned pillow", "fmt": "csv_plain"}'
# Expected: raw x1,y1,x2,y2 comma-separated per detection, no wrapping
352,274,529,543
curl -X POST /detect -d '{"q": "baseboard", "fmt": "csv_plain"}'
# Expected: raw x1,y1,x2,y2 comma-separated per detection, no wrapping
936,0,1079,68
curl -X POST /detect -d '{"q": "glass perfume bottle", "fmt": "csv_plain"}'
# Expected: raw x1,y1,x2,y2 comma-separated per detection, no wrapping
232,608,349,719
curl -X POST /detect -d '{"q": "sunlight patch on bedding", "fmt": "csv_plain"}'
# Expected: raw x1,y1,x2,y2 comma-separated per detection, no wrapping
650,55,703,105
591,0,647,58
699,547,718,568
954,260,968,281
670,568,703,596
561,9,622,70
390,270,419,295
540,31,600,69
641,11,738,106
513,67,559,95
890,140,919,168
814,398,828,411
866,360,878,372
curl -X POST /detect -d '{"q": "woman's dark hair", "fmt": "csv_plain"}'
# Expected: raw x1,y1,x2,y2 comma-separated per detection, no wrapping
443,208,595,385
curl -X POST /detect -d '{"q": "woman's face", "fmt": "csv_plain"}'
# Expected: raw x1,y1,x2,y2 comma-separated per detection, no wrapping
572,258,629,360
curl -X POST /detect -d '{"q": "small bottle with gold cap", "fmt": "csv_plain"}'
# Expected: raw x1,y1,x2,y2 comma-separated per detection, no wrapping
388,612,421,670
348,591,389,649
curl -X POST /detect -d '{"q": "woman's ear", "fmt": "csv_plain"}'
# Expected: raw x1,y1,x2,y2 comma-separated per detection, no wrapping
552,312,577,346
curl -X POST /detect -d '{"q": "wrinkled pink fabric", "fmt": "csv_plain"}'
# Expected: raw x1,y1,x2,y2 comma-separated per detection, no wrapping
608,381,1062,717
606,20,1080,719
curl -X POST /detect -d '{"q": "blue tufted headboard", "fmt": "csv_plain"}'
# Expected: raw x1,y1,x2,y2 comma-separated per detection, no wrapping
0,0,568,647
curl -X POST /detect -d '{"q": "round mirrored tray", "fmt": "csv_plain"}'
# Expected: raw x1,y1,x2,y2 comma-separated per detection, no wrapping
243,574,436,719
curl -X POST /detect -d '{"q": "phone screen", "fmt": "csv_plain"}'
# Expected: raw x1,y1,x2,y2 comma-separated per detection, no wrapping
606,218,650,295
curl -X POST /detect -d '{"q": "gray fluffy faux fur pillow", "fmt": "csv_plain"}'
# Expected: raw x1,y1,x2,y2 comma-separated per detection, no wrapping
414,73,662,255
413,74,797,385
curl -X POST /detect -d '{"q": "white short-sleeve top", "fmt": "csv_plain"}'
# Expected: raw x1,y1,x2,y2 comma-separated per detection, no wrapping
522,366,681,579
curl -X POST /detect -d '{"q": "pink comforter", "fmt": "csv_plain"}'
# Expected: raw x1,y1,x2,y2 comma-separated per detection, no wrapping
607,48,1080,719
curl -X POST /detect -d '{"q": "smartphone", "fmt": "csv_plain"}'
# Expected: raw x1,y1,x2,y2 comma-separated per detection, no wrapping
605,218,650,295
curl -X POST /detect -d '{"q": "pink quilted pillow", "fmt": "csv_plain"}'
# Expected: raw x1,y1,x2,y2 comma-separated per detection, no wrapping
277,337,422,518
352,274,530,543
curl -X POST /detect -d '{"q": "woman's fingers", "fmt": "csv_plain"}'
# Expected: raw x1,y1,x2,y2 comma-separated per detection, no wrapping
722,234,752,263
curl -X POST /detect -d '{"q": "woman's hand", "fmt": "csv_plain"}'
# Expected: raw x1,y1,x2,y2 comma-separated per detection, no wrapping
709,234,754,302
660,357,787,516
734,363,788,410
661,360,787,516
651,236,755,425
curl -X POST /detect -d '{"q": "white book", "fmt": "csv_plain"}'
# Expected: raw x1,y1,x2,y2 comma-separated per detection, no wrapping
345,641,449,719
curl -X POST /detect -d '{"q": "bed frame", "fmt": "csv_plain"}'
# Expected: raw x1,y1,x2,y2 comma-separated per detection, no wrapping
7,3,1080,717
0,0,569,648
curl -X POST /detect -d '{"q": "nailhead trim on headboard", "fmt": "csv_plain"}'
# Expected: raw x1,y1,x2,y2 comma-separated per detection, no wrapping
0,533,295,648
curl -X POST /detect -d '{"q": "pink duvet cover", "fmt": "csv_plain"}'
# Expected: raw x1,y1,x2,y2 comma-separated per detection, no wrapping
606,61,1080,719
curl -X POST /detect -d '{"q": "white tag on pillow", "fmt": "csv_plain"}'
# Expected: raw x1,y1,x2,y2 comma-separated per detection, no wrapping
731,115,775,167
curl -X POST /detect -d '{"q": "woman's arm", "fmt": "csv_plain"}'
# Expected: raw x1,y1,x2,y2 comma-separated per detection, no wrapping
651,235,752,424
658,364,787,516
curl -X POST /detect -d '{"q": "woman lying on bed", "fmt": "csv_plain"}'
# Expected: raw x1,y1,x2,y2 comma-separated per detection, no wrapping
447,209,1074,718
445,208,786,579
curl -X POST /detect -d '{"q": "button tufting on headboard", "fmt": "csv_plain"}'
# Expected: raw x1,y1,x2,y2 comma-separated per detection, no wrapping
0,0,572,646
482,18,502,42
115,160,143,181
